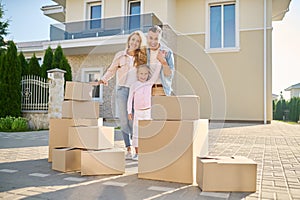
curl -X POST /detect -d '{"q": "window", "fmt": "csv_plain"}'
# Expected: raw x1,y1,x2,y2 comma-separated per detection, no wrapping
81,68,103,103
208,2,237,50
128,0,141,31
87,2,102,29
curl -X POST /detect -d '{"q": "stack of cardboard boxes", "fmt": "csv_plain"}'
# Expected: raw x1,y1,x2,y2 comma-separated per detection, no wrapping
49,81,125,175
138,95,209,184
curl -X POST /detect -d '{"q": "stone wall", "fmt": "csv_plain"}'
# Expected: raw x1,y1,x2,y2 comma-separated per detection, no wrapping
67,53,117,119
22,112,49,130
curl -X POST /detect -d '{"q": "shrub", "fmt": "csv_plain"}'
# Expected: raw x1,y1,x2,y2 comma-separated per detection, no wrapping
0,116,14,131
11,117,28,131
0,116,28,132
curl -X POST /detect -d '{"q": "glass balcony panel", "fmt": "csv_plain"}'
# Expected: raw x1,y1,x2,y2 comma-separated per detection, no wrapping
50,13,162,41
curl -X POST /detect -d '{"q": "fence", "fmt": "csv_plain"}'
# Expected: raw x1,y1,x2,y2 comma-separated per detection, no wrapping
21,75,49,112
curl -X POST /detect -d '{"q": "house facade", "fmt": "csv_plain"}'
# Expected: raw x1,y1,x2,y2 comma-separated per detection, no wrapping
285,83,300,98
18,0,291,123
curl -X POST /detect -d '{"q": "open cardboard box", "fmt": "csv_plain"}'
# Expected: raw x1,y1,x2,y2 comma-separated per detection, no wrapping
81,149,125,176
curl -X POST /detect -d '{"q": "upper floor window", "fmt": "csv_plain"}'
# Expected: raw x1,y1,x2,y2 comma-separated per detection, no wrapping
127,1,141,31
87,1,102,29
207,1,238,51
128,0,141,15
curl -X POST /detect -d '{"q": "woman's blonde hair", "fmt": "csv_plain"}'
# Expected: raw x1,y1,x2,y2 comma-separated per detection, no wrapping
126,31,147,67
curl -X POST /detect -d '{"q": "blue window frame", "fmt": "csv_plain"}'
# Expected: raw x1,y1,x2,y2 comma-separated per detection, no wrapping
128,1,141,31
90,4,102,29
210,3,236,48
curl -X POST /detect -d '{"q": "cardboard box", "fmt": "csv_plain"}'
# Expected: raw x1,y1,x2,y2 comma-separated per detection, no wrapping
62,101,99,119
196,156,257,192
64,81,93,101
52,147,81,172
81,149,125,175
151,95,200,120
69,126,114,149
138,119,208,184
48,118,98,162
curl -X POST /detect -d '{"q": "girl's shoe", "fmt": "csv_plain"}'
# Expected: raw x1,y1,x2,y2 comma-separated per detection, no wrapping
132,154,138,161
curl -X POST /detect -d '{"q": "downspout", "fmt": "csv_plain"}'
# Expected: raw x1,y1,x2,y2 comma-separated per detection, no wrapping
263,0,267,124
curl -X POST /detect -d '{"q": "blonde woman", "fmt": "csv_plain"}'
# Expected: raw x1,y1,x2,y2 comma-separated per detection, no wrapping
97,31,147,160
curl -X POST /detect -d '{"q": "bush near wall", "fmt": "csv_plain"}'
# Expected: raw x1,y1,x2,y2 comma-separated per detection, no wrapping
274,97,300,122
0,116,28,132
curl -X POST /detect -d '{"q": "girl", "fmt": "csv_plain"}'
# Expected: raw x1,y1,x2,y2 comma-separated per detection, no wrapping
96,31,147,160
127,64,162,161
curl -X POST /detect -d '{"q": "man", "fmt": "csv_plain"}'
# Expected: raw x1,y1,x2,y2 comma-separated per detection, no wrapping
147,25,174,96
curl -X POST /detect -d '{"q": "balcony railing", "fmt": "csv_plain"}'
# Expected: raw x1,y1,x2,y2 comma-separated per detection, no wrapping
50,13,163,41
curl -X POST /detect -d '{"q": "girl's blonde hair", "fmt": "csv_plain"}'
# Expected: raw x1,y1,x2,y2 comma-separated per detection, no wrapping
126,31,147,67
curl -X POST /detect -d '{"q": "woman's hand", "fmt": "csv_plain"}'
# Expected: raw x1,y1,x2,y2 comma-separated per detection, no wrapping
128,114,133,120
90,80,108,86
99,79,108,86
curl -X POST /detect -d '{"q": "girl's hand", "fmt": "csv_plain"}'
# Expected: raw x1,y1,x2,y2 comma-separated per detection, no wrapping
128,114,133,120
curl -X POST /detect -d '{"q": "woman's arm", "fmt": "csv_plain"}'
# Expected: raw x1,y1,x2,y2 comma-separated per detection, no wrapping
100,52,122,85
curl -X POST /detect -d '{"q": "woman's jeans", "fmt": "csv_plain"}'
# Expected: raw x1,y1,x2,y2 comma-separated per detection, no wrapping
116,86,133,148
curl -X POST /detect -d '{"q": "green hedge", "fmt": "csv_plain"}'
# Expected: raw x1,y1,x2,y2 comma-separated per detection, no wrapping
0,116,28,132
274,97,300,122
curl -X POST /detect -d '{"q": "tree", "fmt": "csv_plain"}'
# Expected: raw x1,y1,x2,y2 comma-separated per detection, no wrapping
41,47,53,79
28,53,41,76
0,41,21,117
52,45,63,69
297,99,300,122
18,52,28,76
60,56,72,81
52,45,72,82
0,3,9,54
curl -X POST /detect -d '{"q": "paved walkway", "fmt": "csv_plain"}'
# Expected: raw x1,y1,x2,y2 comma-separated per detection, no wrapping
0,121,299,199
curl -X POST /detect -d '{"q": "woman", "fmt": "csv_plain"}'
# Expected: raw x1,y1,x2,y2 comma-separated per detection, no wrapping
97,31,147,160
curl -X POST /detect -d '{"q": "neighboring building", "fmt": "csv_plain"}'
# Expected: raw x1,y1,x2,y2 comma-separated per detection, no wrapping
272,94,279,101
285,83,300,98
18,0,291,123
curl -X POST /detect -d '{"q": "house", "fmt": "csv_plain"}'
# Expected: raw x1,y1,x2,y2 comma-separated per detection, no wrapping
272,94,279,101
285,83,300,98
18,0,291,124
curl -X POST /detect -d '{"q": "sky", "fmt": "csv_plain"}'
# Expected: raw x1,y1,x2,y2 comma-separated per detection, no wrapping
1,0,299,99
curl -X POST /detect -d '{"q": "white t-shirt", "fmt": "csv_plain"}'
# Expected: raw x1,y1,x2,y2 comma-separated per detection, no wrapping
124,55,137,87
149,49,162,84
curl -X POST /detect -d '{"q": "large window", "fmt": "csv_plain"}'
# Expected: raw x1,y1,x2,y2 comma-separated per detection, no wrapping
81,68,103,103
209,2,237,49
128,0,141,31
87,2,102,29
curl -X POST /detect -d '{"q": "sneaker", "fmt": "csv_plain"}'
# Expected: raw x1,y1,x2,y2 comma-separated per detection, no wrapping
132,154,138,161
125,152,132,160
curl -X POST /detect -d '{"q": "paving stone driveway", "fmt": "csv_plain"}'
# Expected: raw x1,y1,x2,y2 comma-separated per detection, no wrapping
0,121,299,200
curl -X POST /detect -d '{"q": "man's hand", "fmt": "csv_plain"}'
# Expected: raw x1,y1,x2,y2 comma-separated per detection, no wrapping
128,114,133,120
157,50,172,77
157,50,167,65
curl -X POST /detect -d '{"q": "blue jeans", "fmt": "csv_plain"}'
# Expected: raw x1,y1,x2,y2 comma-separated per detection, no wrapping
116,86,133,148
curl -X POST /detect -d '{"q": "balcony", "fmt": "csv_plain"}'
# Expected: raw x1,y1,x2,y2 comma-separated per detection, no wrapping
50,13,163,41
41,4,65,23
